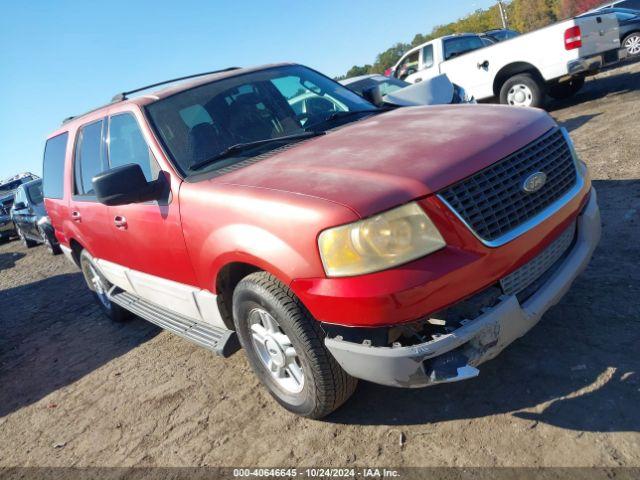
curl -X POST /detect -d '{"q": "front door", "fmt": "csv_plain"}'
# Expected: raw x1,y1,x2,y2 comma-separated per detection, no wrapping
104,112,205,320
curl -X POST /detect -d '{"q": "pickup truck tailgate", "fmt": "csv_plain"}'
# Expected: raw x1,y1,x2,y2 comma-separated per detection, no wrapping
576,13,620,56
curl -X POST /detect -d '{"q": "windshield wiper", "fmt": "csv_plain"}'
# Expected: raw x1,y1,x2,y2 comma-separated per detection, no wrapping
190,131,325,171
304,109,382,131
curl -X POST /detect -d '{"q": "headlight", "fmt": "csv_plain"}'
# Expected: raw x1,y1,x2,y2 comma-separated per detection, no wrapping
318,202,445,277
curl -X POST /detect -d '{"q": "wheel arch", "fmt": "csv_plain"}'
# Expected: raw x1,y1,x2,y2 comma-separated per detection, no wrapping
493,62,544,97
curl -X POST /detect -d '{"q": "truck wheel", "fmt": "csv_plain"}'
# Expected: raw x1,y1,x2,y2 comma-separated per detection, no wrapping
499,73,545,108
623,32,640,56
233,272,357,418
17,226,37,248
39,226,62,255
79,250,131,322
547,77,585,100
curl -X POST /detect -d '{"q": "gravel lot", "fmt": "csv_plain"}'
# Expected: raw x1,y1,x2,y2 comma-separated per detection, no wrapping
1,62,639,469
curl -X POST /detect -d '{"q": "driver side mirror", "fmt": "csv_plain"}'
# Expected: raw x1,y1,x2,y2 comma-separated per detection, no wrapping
93,164,161,206
361,85,384,107
13,201,27,210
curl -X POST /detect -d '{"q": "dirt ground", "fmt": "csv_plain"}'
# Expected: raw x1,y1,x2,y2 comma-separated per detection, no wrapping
1,61,639,470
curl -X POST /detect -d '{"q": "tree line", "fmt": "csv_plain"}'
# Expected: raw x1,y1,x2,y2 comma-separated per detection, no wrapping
341,0,605,79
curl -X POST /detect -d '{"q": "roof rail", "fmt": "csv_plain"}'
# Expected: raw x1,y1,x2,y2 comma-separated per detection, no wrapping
110,66,242,103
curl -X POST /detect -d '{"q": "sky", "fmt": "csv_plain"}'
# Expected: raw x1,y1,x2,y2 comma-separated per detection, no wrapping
0,0,496,180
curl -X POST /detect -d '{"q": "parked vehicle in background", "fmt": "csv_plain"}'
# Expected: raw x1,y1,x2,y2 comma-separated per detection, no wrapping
44,63,600,418
387,13,625,108
11,179,61,254
340,73,475,106
483,29,521,42
581,8,640,56
0,192,16,241
0,172,40,195
593,0,640,12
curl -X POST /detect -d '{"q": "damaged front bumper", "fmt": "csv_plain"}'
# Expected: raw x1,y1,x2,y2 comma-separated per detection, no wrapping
325,188,601,388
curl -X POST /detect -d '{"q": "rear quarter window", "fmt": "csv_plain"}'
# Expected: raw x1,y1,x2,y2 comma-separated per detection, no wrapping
42,133,69,199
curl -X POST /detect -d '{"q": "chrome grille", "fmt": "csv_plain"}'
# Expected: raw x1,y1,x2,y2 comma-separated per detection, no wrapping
500,222,575,296
439,128,577,243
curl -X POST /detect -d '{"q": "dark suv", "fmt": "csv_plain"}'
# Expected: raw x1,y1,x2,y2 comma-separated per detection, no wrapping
11,179,61,254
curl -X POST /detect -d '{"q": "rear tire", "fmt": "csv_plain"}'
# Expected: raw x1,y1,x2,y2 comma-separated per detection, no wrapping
499,73,545,108
39,226,62,255
547,77,585,100
79,249,131,322
622,32,640,56
233,271,357,418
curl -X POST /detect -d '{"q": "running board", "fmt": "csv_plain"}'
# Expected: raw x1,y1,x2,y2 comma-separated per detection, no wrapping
108,288,240,357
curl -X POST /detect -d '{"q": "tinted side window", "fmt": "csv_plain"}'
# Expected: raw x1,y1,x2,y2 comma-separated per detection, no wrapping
74,121,106,195
27,182,44,205
444,36,485,60
108,113,157,181
42,133,69,199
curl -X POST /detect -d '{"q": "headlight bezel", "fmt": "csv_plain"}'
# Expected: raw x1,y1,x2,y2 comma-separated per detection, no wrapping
318,201,446,278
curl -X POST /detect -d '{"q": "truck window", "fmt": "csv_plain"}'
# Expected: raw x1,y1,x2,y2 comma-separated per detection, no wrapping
42,132,69,200
443,36,485,60
27,182,43,205
422,45,434,68
396,50,420,80
108,113,157,181
74,120,106,196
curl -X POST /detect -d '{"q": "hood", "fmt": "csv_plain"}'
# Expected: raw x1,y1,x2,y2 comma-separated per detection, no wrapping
383,74,455,106
213,105,557,218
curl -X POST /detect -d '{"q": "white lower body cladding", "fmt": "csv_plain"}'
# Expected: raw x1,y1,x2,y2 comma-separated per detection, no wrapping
325,188,601,388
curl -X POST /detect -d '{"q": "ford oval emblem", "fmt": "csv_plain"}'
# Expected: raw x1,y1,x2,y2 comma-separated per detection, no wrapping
522,172,547,193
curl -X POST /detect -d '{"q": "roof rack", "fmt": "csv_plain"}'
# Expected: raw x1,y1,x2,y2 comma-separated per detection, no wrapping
110,66,242,103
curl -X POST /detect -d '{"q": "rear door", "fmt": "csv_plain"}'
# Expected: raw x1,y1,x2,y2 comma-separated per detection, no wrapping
68,118,120,262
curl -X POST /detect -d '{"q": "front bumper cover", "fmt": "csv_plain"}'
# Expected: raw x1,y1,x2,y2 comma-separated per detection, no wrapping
325,188,601,388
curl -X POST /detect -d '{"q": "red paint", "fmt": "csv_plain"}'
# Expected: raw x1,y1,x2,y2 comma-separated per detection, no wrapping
44,72,588,330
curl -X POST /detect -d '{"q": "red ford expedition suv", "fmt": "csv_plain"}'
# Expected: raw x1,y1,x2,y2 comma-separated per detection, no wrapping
43,64,600,418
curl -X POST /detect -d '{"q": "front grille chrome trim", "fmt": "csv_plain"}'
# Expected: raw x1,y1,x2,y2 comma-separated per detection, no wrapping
437,128,584,248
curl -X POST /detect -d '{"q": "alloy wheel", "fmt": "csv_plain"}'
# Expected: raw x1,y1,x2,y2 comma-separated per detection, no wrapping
624,34,640,56
248,307,305,394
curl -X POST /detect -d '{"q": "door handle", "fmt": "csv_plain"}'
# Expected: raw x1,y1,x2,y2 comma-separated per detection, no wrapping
114,215,127,229
71,211,81,222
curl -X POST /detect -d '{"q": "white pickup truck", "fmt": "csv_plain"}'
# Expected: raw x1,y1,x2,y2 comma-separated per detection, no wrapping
388,13,626,108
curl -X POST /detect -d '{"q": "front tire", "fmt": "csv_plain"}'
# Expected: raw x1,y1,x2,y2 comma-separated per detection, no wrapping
79,249,131,322
233,272,357,418
499,73,545,108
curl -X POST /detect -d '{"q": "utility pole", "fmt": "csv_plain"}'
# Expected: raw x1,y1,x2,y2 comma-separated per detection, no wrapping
497,0,508,29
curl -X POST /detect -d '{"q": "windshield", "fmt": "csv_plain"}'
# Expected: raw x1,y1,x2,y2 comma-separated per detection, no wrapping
146,65,377,175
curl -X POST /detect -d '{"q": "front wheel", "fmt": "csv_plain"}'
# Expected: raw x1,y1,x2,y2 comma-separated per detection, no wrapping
499,73,545,108
233,272,357,418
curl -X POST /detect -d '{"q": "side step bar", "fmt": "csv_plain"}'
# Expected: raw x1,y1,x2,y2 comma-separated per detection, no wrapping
108,288,240,357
